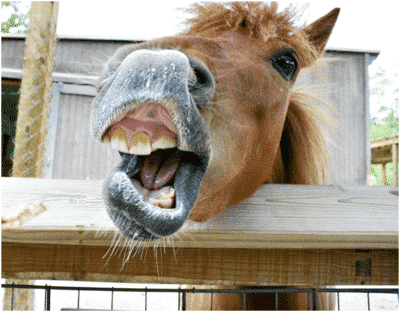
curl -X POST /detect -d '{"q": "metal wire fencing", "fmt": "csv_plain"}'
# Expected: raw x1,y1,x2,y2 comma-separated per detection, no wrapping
1,283,398,311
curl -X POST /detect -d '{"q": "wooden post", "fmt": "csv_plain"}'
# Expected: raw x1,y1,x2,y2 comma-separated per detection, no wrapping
392,143,398,186
11,1,59,178
382,162,387,186
5,2,59,310
2,280,35,311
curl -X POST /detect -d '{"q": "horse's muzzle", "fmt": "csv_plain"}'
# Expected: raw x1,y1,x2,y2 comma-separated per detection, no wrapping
91,49,214,240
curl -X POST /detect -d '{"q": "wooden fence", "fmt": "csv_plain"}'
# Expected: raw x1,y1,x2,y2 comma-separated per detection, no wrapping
2,178,398,287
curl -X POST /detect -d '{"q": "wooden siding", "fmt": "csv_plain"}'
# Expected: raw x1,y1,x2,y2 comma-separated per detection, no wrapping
50,90,120,180
1,36,138,77
1,36,378,184
296,51,370,185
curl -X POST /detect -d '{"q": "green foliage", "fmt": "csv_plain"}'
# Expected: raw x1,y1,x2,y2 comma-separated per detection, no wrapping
370,163,394,186
1,1,29,34
370,108,399,141
369,65,399,186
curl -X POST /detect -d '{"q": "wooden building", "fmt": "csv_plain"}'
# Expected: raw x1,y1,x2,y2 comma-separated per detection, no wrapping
2,34,379,185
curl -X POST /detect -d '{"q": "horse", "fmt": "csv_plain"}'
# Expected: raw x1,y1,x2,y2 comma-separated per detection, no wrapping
90,2,340,310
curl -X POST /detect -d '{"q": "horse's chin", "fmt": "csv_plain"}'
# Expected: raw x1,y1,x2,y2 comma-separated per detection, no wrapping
104,149,209,241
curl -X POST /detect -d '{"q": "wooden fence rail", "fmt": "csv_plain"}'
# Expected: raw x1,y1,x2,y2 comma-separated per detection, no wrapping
1,178,398,286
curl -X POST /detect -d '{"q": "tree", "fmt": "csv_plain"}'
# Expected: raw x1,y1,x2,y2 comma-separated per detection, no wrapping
369,63,399,140
1,1,30,34
370,107,399,142
369,63,399,186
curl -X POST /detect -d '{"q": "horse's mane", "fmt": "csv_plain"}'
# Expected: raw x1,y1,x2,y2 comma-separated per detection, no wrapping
183,2,320,67
183,2,338,185
283,88,338,184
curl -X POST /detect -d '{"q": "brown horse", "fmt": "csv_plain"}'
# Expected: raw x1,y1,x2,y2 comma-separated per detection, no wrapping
90,2,340,309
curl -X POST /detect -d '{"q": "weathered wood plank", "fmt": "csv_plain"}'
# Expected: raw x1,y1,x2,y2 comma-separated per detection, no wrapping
1,178,398,249
1,68,99,88
1,243,397,286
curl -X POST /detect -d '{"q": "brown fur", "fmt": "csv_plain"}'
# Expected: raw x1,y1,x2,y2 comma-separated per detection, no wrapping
175,2,339,221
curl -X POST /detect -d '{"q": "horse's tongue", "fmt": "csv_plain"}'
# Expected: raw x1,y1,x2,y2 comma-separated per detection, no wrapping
140,149,181,190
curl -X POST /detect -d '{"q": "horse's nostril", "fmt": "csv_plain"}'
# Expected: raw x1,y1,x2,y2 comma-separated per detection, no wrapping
189,61,213,89
188,59,215,110
193,66,208,86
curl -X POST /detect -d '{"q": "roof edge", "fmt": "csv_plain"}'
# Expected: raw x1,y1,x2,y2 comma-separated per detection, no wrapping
1,33,380,55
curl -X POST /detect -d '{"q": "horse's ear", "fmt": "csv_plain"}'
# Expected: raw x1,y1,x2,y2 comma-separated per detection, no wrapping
303,8,340,54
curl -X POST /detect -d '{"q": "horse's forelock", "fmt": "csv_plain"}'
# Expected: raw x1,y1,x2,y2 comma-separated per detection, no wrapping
182,2,319,68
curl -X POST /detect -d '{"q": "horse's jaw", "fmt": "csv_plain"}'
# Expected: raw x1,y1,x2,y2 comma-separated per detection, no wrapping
104,151,209,240
91,49,213,240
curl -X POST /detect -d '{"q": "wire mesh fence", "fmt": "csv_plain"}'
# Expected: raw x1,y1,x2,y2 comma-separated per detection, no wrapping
1,283,398,311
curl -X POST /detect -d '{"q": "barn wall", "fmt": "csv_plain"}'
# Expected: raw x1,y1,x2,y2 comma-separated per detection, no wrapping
1,35,378,185
295,51,372,185
46,84,120,180
1,35,138,77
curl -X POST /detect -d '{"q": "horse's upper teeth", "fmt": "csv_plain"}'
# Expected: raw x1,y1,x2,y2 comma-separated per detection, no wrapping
110,128,129,153
107,130,178,155
129,132,152,155
152,135,177,150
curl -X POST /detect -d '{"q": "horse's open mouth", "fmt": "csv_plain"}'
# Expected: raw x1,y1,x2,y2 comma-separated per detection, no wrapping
91,49,213,241
105,103,182,210
102,103,209,241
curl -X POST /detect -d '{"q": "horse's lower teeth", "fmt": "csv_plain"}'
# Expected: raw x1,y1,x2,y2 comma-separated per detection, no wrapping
149,196,174,208
131,179,175,209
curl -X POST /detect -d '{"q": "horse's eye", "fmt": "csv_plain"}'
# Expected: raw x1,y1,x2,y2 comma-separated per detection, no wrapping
271,52,297,81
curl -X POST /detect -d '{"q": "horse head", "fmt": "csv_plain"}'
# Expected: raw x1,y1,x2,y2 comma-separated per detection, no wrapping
90,2,340,240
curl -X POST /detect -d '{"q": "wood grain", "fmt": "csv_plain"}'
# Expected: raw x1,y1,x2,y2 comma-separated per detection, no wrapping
1,178,398,249
2,243,397,286
1,178,398,285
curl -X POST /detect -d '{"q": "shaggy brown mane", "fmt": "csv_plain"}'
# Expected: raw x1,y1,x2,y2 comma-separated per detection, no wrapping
183,2,320,67
183,2,338,185
282,89,338,184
